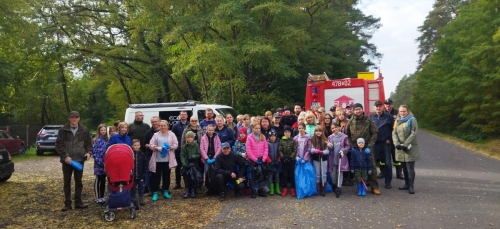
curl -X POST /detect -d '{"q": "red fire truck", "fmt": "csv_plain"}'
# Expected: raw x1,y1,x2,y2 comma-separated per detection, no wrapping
304,72,386,114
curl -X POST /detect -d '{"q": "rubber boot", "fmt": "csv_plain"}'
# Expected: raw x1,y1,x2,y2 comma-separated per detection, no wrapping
408,173,415,194
377,166,385,179
281,188,288,197
357,183,362,196
269,183,275,196
361,183,367,196
183,187,190,199
152,192,158,201
163,190,172,199
190,187,196,198
396,166,405,180
320,182,326,196
316,182,321,194
275,183,281,195
290,188,297,197
399,166,410,190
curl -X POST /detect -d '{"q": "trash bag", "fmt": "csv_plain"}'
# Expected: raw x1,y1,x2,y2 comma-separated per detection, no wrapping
188,166,203,189
325,182,333,193
265,163,279,173
253,164,267,182
294,159,317,199
206,163,217,190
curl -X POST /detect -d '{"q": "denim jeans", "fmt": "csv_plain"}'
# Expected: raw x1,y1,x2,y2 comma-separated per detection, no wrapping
374,142,392,184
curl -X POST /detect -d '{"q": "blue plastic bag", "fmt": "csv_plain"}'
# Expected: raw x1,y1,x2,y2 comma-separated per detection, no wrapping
326,182,333,193
294,159,317,199
70,160,83,171
161,142,170,157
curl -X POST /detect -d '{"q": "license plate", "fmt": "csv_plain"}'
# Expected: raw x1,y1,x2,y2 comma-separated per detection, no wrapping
49,137,57,140
311,102,321,109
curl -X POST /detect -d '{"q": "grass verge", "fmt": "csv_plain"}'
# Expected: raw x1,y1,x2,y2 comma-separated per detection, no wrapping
423,128,500,160
11,148,58,163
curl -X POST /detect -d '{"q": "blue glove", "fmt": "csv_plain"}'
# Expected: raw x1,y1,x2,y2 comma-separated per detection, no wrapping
163,142,171,150
255,160,262,165
207,158,215,164
365,148,371,153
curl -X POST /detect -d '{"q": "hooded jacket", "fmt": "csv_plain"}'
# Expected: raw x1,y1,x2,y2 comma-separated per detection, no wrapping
148,131,178,172
267,139,280,162
350,147,372,170
246,133,268,163
215,124,236,147
293,133,311,162
200,133,221,163
180,141,201,166
279,137,297,161
369,112,394,143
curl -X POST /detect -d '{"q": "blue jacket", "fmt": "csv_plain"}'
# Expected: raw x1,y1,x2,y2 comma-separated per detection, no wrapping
369,112,394,144
267,140,280,162
350,147,372,170
215,125,235,146
107,133,132,148
172,120,189,152
199,119,216,133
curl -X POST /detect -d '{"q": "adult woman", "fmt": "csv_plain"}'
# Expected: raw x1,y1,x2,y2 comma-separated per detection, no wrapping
259,116,274,140
93,124,109,205
225,113,238,139
322,114,333,136
215,115,236,146
304,112,317,136
107,122,132,148
149,120,178,201
264,111,273,124
392,105,420,194
181,116,204,145
292,115,305,137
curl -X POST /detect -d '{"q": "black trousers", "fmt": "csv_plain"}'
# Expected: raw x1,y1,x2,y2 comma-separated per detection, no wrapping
94,174,106,200
62,162,84,205
175,150,182,185
281,161,295,188
151,162,171,192
215,173,244,194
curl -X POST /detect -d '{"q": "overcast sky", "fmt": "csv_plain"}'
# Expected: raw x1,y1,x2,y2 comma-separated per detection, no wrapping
358,0,435,97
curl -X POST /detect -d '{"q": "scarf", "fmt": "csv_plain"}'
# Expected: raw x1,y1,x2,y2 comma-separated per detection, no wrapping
398,114,415,132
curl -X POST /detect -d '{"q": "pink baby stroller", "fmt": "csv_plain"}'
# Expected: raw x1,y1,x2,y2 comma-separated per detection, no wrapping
103,144,138,221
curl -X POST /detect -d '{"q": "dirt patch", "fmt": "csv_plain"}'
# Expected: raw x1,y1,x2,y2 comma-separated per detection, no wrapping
0,158,225,228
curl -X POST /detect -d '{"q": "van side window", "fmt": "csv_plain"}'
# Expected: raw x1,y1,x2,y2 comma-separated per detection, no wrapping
197,110,206,121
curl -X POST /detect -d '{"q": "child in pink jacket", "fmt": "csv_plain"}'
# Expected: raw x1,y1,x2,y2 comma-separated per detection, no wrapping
199,125,221,189
246,123,269,198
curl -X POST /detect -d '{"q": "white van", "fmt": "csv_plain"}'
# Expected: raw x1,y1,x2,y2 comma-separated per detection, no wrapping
124,101,239,126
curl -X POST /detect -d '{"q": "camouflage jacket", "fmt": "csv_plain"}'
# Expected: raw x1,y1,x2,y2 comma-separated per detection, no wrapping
346,113,378,149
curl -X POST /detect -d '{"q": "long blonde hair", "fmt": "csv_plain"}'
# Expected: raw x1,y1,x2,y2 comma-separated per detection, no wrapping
93,124,109,143
252,124,266,141
393,105,413,129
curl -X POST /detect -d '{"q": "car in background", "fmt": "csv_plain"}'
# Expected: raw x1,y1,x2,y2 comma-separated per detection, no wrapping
36,125,63,156
0,143,14,182
0,130,26,156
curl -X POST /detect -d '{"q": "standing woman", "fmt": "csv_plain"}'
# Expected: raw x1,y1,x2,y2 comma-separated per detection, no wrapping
392,105,420,194
264,111,273,124
304,112,317,136
107,122,132,148
225,113,238,139
93,124,109,205
322,114,333,137
149,120,178,201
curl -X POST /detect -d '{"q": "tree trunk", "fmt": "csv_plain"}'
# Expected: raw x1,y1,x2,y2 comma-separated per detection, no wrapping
200,69,209,102
118,76,132,104
58,61,71,113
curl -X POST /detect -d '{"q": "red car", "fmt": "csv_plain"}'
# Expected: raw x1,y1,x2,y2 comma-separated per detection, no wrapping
0,130,26,156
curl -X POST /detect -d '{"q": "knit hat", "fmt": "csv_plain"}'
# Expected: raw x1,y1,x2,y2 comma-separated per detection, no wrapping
238,127,247,143
353,103,363,109
269,129,277,136
284,125,292,133
357,138,365,144
284,105,291,111
186,131,195,138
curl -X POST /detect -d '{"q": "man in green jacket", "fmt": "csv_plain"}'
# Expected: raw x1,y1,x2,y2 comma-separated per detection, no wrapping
56,111,93,211
346,103,380,195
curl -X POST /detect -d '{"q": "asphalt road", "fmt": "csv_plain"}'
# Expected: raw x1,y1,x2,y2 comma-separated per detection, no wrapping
206,131,500,229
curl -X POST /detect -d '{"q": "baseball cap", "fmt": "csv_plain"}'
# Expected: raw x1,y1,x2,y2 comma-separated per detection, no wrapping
374,100,383,106
329,106,335,111
384,99,394,104
353,103,363,109
273,112,281,118
346,104,353,108
68,111,80,117
221,142,231,149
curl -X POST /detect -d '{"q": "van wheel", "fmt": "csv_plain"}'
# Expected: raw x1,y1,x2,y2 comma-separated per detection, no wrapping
0,175,11,182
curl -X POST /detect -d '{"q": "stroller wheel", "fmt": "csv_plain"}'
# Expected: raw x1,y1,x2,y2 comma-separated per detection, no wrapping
130,208,137,219
104,212,115,222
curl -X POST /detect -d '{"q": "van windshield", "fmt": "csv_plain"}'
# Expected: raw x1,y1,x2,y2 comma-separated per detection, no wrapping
216,108,239,118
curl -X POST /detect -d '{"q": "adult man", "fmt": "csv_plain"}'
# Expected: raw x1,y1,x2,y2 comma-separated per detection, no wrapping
213,142,245,201
345,104,353,119
144,116,160,194
172,110,190,189
280,106,297,128
272,113,284,139
56,111,93,211
329,106,336,119
294,102,302,116
384,99,404,180
346,103,380,195
128,111,151,152
369,101,395,189
199,108,216,133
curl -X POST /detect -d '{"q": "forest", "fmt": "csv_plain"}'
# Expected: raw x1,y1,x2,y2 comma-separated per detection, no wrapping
0,0,380,127
390,0,500,141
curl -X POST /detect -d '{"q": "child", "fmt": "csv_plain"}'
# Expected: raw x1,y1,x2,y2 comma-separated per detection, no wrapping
327,123,350,197
292,115,305,137
200,124,221,190
279,125,297,197
233,127,251,195
246,123,269,198
181,131,201,198
309,126,329,196
131,139,149,205
93,124,109,205
293,123,311,163
350,138,372,196
267,130,281,196
108,126,117,137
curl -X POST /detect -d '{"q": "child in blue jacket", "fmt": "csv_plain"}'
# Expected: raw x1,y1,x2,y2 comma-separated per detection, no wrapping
350,138,372,196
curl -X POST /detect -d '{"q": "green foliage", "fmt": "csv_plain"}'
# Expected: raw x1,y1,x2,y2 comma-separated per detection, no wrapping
413,0,500,140
0,0,380,127
389,73,416,108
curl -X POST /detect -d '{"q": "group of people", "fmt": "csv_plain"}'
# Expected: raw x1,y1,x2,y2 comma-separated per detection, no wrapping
55,99,420,211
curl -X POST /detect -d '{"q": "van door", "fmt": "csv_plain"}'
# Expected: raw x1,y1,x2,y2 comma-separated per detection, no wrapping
159,109,193,127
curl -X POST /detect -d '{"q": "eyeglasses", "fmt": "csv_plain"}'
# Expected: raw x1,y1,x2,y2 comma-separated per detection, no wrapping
190,120,198,122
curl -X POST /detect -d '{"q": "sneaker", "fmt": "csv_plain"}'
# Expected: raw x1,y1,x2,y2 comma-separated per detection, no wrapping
385,184,392,189
163,190,172,199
